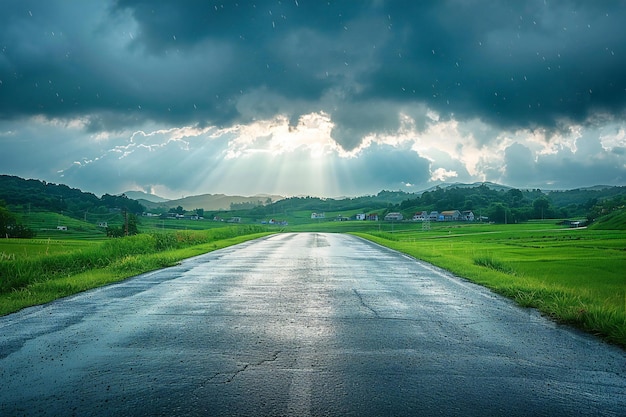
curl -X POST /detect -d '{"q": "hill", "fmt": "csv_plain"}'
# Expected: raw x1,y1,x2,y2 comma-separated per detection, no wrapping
140,193,285,211
122,191,169,203
0,175,144,217
589,209,626,230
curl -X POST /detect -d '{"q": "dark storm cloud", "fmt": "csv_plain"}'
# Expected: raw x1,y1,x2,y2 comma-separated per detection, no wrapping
1,0,625,151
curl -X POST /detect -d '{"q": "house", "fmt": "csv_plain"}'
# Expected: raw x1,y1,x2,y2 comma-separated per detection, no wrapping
335,215,349,222
384,212,403,221
227,217,241,223
440,210,462,221
462,211,475,221
311,212,325,219
56,226,67,231
97,221,108,228
356,213,366,221
367,213,379,221
412,211,428,221
428,211,439,220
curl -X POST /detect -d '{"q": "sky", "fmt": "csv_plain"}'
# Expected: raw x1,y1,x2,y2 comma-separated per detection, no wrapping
1,0,625,199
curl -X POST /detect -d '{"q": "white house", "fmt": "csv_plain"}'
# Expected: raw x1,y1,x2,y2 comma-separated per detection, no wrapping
428,211,439,220
412,211,428,221
311,212,325,219
441,210,462,221
462,211,475,221
356,213,366,221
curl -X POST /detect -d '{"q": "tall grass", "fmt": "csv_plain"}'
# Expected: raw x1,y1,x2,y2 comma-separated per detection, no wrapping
0,226,268,295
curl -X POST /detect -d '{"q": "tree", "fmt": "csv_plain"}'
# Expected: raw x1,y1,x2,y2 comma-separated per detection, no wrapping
168,206,185,215
488,203,509,224
0,201,36,238
195,208,204,217
533,198,551,219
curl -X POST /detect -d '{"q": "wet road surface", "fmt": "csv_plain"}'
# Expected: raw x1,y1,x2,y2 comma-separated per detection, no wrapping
1,233,625,416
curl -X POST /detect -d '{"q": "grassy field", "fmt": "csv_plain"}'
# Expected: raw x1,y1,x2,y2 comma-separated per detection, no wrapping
352,220,626,347
0,226,273,315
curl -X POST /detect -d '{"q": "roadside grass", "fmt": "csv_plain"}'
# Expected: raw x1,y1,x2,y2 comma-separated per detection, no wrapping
353,224,626,347
0,226,273,315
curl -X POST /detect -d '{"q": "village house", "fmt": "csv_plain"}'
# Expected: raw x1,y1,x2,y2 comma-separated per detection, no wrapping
355,213,366,221
429,211,439,220
384,212,403,221
367,213,379,221
462,211,475,221
412,211,429,221
440,210,462,221
311,212,325,219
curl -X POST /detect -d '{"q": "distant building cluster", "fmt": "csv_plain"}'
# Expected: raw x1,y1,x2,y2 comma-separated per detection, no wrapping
411,210,476,222
312,210,482,223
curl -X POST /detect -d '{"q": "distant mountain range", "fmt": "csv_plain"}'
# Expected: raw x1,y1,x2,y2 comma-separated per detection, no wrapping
123,181,626,211
419,181,514,193
125,192,286,211
122,191,170,203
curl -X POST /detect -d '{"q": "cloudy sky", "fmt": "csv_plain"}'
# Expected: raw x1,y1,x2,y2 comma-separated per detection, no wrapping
1,0,625,198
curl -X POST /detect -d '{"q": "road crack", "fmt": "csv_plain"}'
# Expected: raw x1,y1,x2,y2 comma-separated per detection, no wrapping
352,289,380,318
203,351,282,384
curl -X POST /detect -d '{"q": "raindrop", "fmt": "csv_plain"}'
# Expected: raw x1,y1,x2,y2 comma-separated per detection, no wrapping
295,0,299,6
193,104,197,109
28,10,32,17
272,21,275,28
173,35,176,40
138,105,141,109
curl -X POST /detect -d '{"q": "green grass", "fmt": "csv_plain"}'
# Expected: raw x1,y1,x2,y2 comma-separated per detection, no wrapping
0,226,273,315
353,221,626,347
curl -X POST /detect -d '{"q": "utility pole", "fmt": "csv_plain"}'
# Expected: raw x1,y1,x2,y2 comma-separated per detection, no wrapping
124,208,129,236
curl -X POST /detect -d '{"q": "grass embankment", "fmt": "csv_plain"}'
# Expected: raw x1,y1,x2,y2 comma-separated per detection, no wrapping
354,222,626,347
0,226,272,315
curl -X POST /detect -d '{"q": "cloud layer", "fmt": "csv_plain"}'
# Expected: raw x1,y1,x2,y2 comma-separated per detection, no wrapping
1,0,625,197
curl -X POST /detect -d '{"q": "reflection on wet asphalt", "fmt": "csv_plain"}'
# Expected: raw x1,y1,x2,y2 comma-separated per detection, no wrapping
1,233,625,416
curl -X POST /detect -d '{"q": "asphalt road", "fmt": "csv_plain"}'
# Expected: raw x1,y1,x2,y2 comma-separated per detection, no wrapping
1,233,625,416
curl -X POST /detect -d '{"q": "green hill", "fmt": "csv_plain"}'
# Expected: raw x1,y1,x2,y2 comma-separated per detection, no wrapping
589,208,626,230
